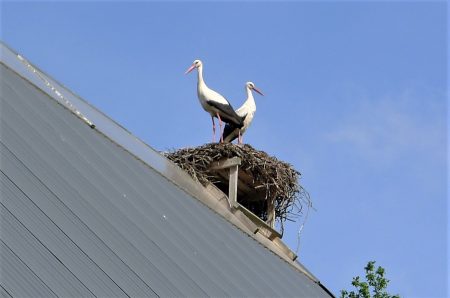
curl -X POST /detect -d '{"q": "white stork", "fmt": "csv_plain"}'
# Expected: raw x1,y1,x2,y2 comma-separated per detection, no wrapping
185,59,244,143
222,82,264,144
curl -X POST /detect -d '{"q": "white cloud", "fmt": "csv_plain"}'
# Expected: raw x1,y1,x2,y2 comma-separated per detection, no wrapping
325,87,446,165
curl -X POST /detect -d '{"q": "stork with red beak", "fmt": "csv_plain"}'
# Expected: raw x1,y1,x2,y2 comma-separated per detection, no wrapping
222,82,264,144
185,59,244,143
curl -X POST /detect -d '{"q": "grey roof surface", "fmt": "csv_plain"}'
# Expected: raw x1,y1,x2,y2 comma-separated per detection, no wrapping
0,45,332,297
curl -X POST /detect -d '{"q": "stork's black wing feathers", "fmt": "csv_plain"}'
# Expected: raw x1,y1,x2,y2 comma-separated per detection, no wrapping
222,123,238,143
222,113,248,143
207,100,245,128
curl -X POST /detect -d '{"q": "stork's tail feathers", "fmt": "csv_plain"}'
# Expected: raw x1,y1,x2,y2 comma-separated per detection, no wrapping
234,115,246,128
222,112,245,129
222,123,240,143
239,115,245,127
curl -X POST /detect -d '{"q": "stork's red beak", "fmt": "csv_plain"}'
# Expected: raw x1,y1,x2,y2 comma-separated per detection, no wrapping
253,86,264,96
185,64,196,74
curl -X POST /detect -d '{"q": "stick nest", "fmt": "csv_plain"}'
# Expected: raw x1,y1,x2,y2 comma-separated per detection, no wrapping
164,143,311,234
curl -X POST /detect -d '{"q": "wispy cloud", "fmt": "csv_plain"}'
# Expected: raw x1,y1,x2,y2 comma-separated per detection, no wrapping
325,87,446,166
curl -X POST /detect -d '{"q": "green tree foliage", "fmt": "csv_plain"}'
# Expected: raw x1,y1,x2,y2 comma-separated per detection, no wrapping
340,261,400,298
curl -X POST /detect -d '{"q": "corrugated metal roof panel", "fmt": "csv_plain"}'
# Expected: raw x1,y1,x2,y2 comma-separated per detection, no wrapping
0,48,332,297
0,240,57,298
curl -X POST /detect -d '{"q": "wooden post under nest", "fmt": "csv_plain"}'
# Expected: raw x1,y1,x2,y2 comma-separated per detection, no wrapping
209,157,241,207
266,194,276,229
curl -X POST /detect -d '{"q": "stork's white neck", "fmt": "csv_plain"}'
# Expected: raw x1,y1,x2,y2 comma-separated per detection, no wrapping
245,87,256,108
197,64,205,87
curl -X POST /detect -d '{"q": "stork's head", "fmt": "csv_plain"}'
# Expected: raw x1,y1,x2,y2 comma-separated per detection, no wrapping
246,82,264,96
185,59,202,74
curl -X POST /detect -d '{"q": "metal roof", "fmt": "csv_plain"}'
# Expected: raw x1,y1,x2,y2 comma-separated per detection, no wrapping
0,43,333,297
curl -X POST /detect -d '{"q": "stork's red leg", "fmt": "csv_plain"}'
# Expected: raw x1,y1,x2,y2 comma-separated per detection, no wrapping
216,112,223,143
211,116,216,143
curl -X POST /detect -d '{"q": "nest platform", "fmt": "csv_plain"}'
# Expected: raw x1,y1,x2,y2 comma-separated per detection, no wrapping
164,143,311,234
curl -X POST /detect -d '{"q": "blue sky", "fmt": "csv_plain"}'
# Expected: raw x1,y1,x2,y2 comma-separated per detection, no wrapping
2,1,447,297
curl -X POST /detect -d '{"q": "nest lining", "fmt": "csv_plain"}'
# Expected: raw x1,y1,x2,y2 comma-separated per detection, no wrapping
164,143,311,234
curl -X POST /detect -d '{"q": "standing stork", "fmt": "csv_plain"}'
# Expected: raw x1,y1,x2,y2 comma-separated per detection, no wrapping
185,59,244,143
222,82,264,144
